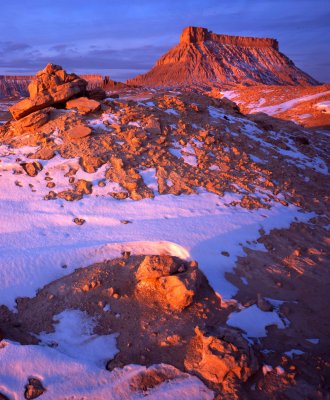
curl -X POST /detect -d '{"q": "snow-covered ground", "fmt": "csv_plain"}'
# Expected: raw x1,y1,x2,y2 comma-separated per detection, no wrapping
0,140,312,399
314,100,330,114
0,340,213,399
0,144,310,309
250,90,330,115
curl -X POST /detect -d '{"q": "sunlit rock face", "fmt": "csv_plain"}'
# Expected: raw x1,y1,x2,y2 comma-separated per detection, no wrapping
127,26,319,88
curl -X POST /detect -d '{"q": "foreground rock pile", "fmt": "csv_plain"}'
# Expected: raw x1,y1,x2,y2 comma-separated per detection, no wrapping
9,64,90,120
0,255,258,398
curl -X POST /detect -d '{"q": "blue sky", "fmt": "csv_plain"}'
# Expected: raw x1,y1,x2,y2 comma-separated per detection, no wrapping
0,0,329,82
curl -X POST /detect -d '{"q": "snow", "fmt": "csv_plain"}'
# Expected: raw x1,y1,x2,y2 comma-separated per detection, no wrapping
241,126,328,175
0,341,213,400
306,338,319,345
181,143,198,166
139,168,158,192
165,108,179,116
226,304,285,337
314,100,330,113
240,277,248,285
0,144,312,310
220,90,239,101
38,309,119,367
88,112,119,130
251,91,330,115
284,349,305,357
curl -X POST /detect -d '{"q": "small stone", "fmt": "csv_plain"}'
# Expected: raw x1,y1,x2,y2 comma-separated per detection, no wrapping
73,217,86,225
120,220,132,224
221,251,230,257
21,161,43,177
24,377,46,399
44,191,57,200
66,124,92,140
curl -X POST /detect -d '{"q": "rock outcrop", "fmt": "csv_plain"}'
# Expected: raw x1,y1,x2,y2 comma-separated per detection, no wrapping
185,326,258,389
136,256,201,310
0,73,126,100
127,26,319,88
9,64,88,120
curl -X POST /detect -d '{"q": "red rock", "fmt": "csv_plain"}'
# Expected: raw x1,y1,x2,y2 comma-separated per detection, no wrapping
185,327,258,385
24,377,46,399
29,147,55,160
12,108,51,133
66,97,101,114
127,26,319,88
20,161,43,177
136,256,201,310
66,124,92,140
9,64,87,120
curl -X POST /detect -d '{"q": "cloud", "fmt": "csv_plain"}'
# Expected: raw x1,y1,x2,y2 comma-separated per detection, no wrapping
0,41,171,80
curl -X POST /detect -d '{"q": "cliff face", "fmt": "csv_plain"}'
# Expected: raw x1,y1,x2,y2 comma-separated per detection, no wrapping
0,74,125,99
0,76,31,99
127,26,319,88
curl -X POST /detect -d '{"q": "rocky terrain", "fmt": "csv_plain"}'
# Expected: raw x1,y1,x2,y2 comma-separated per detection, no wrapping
0,23,329,399
127,26,319,88
219,85,330,129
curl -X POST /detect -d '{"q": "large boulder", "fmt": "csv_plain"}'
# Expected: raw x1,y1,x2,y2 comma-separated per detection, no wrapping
9,64,87,120
135,255,201,310
185,327,258,387
11,108,52,134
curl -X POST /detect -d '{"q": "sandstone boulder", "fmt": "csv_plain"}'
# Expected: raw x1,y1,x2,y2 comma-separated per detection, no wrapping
185,327,258,386
9,64,87,120
66,97,101,114
136,255,179,281
136,256,201,310
11,108,51,134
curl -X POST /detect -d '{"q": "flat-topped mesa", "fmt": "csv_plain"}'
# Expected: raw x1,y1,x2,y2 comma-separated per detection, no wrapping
128,25,318,87
180,26,279,50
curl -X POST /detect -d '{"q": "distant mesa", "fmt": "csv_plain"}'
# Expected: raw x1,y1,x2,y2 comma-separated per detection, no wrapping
127,26,319,88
